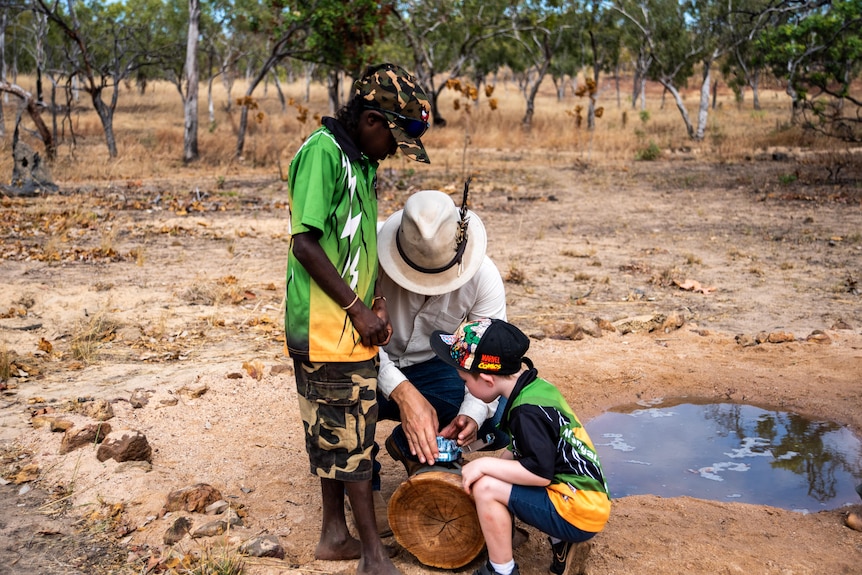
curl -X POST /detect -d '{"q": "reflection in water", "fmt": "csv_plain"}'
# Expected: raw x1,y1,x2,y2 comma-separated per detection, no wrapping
588,400,862,511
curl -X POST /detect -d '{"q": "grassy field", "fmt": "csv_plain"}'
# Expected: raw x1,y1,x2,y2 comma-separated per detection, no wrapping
1,71,848,185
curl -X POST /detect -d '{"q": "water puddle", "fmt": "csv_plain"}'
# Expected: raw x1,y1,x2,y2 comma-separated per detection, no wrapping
589,399,862,512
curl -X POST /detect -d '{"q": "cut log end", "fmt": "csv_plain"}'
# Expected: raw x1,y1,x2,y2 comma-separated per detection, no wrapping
388,469,485,569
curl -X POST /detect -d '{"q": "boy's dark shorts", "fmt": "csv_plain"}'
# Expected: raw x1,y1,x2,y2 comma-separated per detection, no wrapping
294,359,378,482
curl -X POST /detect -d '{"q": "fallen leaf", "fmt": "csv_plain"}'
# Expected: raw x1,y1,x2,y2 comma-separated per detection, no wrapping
14,463,40,484
673,278,717,295
242,360,265,380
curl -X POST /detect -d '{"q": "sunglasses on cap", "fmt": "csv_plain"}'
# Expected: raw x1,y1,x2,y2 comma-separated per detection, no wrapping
366,106,429,139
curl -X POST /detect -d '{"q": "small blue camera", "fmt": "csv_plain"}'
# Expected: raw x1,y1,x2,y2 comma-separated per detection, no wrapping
435,436,461,462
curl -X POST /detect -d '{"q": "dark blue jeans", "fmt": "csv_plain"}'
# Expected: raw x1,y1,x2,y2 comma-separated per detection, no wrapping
373,356,508,490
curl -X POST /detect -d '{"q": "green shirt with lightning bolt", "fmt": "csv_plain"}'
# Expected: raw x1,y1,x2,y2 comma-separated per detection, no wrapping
284,120,379,362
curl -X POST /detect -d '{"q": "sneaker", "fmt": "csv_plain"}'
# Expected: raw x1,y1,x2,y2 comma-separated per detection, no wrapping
385,434,424,476
473,561,521,575
549,538,575,575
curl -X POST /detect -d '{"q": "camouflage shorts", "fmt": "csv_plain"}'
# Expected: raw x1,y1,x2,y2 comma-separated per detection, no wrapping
294,359,378,482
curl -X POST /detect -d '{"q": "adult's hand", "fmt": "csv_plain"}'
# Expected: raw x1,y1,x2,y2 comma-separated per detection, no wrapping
390,381,439,464
439,415,478,447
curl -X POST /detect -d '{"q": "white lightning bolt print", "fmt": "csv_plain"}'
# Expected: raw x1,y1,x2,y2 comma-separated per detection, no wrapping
341,209,362,243
342,247,361,290
338,147,360,243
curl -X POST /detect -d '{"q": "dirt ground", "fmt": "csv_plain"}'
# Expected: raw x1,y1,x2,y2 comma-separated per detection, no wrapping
1,153,861,575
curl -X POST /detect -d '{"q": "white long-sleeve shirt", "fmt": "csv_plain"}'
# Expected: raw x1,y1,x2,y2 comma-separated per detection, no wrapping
377,256,507,427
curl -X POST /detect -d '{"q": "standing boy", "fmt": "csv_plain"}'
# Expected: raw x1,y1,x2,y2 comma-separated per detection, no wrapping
285,63,430,575
430,318,611,575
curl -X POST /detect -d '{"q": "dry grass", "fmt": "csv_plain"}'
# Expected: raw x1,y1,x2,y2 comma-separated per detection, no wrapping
68,309,121,364
1,72,855,184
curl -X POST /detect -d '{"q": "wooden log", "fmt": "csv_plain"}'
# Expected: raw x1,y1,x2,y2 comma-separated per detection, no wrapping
387,469,485,569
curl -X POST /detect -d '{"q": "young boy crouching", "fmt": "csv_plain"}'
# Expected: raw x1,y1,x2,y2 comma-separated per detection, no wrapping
430,318,611,575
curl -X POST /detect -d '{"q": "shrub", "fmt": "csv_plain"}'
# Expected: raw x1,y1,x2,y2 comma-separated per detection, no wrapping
636,141,662,161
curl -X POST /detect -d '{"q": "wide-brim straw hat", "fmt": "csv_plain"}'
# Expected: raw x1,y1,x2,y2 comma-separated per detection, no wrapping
378,190,487,296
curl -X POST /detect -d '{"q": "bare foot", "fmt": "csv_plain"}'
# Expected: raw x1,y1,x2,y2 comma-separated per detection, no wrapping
357,552,402,575
314,535,362,560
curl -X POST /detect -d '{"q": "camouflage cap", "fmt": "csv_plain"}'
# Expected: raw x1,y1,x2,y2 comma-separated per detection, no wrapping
355,63,431,164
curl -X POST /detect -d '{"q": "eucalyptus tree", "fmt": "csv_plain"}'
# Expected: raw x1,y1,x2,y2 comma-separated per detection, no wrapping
545,2,589,103
613,0,699,137
305,0,389,114
621,22,652,110
722,31,767,110
582,1,622,128
183,0,200,162
0,80,54,158
227,0,309,157
203,0,252,116
26,6,49,103
504,0,579,128
230,0,386,157
0,7,6,136
757,0,862,140
33,0,175,158
614,0,778,140
469,30,524,98
0,3,42,137
388,0,514,126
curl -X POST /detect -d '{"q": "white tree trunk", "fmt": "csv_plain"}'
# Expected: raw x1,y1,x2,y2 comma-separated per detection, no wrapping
695,60,712,140
207,75,215,124
660,79,695,139
183,0,200,162
0,9,6,136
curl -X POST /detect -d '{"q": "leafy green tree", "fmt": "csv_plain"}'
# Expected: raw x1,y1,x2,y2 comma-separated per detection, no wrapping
388,0,514,126
231,0,387,157
615,0,777,140
758,0,862,141
722,34,767,110
305,0,389,114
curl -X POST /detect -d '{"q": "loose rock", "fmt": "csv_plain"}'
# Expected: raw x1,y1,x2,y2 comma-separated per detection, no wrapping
805,330,832,345
177,383,208,399
613,314,666,334
129,390,150,409
96,429,152,463
59,422,112,454
84,399,115,421
163,483,223,514
767,331,795,344
163,516,191,545
239,534,285,559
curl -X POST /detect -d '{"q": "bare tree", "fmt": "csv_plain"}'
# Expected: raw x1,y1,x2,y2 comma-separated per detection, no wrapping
34,0,165,158
0,81,54,159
